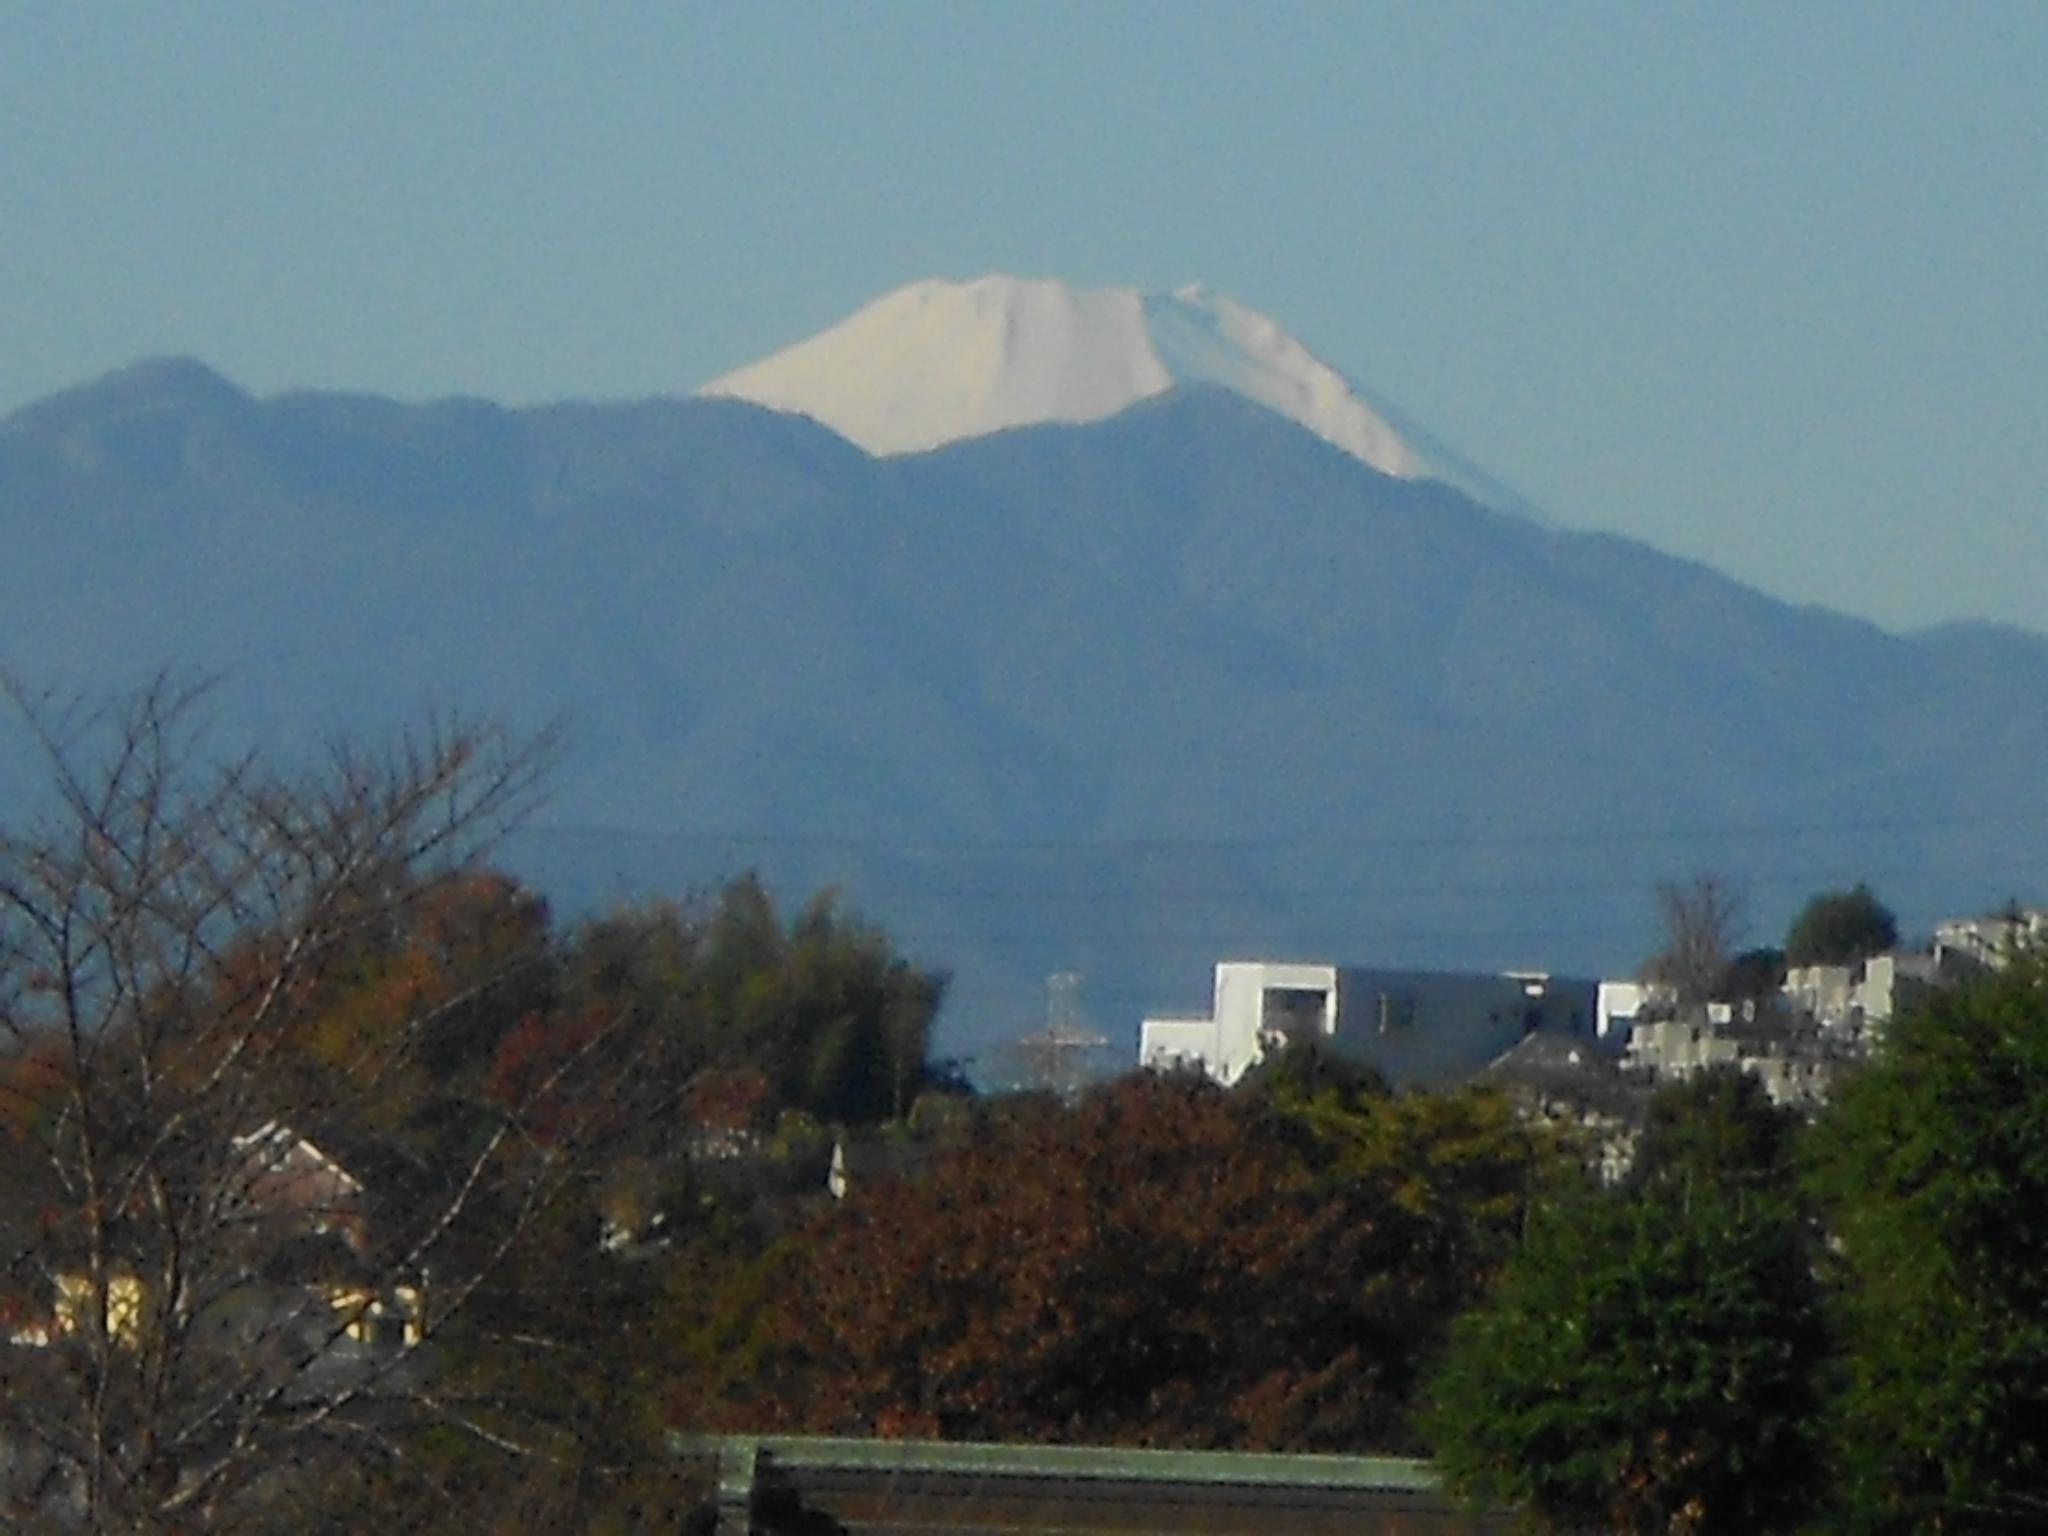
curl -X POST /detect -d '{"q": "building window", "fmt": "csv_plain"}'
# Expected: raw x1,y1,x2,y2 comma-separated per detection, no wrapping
1263,987,1330,1042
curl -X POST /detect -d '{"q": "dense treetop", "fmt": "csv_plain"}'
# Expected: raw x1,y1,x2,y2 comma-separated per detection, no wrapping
1426,1072,1827,1535
1805,950,2048,1531
1785,883,1900,968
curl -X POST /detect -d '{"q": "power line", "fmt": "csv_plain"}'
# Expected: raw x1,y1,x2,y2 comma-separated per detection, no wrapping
515,804,2048,860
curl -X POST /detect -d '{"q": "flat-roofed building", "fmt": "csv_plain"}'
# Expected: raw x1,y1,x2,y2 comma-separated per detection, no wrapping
1141,959,1600,1088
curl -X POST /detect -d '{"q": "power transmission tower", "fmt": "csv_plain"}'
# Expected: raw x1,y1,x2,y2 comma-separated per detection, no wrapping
1005,972,1110,1098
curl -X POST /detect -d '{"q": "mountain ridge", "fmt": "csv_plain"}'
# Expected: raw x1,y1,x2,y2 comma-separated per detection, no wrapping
5,354,2045,1060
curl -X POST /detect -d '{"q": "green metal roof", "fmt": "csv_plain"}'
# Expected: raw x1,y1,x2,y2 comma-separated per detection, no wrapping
673,1433,1441,1494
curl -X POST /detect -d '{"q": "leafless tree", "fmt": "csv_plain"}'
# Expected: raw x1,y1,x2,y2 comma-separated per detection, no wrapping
0,677,584,1531
1642,873,1748,1011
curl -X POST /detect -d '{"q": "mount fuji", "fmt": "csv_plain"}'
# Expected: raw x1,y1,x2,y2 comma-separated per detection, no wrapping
5,283,2048,1067
699,275,1528,515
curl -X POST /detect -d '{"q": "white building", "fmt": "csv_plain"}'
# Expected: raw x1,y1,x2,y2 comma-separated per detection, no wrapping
1141,960,1598,1088
1595,979,1658,1043
1783,951,1944,1033
1933,909,2048,972
1140,961,1339,1086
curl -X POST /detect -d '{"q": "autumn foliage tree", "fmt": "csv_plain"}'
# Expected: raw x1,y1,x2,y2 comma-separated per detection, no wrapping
288,872,958,1533
0,678,588,1532
702,1067,1543,1452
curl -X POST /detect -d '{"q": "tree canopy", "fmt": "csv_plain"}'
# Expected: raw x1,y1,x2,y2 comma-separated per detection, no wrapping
0,678,577,1531
701,1068,1544,1453
0,678,981,1532
1785,883,1899,968
1425,1071,1828,1534
1805,951,2048,1531
560,873,950,1141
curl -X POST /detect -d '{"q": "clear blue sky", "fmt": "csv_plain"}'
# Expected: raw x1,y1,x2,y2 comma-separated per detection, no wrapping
5,3,2044,635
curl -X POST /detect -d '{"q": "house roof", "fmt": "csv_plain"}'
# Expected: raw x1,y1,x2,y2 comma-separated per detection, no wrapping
1483,1032,1649,1123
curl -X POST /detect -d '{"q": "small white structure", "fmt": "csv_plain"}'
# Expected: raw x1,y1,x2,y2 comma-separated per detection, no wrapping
1595,980,1657,1042
1861,952,1943,1023
1782,964,1856,1026
1139,961,1338,1086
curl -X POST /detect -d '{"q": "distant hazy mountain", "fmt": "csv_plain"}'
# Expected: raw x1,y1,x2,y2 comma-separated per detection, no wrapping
6,335,2048,1069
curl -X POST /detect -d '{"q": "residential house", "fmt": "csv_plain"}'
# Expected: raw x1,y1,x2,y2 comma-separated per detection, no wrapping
9,1125,421,1365
228,1121,370,1253
1481,1031,1650,1183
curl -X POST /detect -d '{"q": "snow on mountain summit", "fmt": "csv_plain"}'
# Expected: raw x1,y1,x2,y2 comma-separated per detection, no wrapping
1149,283,1436,479
696,275,1456,489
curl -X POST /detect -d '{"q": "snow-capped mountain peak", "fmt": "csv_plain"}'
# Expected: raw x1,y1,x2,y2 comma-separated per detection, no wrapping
696,275,1478,494
1140,283,1426,480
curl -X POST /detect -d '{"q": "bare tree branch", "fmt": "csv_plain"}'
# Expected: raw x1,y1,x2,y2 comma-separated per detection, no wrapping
1642,872,1748,1010
0,676,579,1532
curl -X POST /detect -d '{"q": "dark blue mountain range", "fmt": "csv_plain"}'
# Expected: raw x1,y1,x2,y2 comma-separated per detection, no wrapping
6,358,2046,1068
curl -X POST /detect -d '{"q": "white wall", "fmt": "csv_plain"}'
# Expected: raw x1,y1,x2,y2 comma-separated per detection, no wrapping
1141,960,1338,1085
1137,1014,1220,1077
1595,980,1654,1041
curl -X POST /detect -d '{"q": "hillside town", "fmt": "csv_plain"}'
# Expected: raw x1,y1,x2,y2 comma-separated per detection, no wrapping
1136,888,2036,1180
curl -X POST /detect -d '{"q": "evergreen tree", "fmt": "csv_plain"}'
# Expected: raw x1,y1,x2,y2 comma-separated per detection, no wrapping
1425,1071,1827,1534
1785,884,1899,968
1806,953,2048,1531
